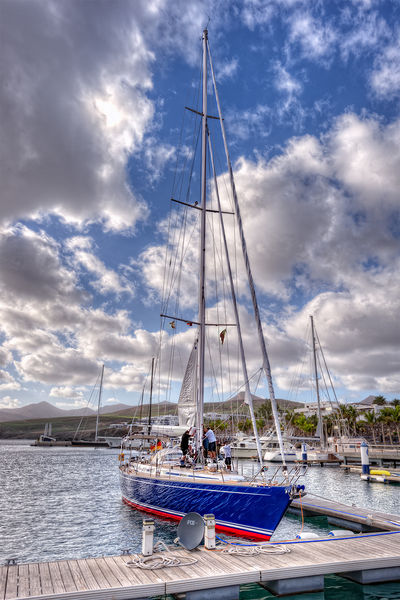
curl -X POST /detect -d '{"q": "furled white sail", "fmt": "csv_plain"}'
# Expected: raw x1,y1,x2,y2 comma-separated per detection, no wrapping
178,339,198,429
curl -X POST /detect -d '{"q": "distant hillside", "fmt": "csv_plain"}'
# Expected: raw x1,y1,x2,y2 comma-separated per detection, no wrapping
0,394,302,425
99,403,135,415
110,395,302,418
0,400,127,423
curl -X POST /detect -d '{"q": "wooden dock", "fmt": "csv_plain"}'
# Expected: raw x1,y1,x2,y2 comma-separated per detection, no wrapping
2,531,400,599
289,493,400,532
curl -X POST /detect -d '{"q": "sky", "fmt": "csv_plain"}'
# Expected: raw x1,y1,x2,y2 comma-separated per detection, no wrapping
1,0,400,413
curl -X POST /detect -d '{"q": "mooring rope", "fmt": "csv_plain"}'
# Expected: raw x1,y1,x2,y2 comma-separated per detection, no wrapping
124,540,198,570
125,553,198,570
219,542,290,556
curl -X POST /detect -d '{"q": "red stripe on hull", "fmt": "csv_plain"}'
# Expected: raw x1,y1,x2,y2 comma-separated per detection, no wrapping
122,496,271,541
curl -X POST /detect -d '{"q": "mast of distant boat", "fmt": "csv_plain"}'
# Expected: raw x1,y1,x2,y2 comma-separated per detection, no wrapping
148,357,155,435
94,364,104,443
310,315,325,449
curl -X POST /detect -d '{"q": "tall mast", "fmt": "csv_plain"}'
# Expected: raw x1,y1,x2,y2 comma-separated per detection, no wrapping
95,364,104,442
196,28,208,454
310,315,325,448
207,41,287,469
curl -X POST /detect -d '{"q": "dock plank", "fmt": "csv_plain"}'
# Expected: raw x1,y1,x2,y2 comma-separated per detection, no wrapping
38,563,53,597
104,555,165,597
48,562,66,595
74,560,98,591
27,564,41,597
111,557,147,586
17,565,30,598
4,565,17,600
0,566,8,600
66,560,89,592
164,547,260,596
102,557,136,587
84,558,111,590
92,557,123,588
56,561,77,593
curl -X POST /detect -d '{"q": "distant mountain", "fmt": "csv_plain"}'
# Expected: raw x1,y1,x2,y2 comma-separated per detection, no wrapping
108,401,176,418
0,394,301,424
0,400,97,423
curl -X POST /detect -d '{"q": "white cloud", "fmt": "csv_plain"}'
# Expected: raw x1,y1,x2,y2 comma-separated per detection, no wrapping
216,58,239,81
65,236,135,298
54,399,89,410
227,105,272,142
340,9,389,61
104,397,121,405
370,38,400,99
142,138,176,183
287,12,337,63
329,113,400,211
49,387,84,400
0,396,21,409
0,1,158,232
0,370,21,391
0,347,12,367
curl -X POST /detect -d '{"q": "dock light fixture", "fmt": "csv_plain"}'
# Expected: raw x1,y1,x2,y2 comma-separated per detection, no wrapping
142,519,155,556
204,513,216,549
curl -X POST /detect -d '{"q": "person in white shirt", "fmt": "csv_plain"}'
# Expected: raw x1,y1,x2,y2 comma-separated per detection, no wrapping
204,426,216,459
222,441,232,470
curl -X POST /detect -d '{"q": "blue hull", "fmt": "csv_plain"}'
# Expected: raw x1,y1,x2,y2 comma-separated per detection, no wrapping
120,469,292,539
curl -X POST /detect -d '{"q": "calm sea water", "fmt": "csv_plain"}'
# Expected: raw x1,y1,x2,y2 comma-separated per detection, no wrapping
1,440,400,599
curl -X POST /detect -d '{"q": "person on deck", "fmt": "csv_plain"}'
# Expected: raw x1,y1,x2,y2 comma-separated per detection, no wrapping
180,430,190,456
222,440,232,470
205,426,217,460
202,427,209,459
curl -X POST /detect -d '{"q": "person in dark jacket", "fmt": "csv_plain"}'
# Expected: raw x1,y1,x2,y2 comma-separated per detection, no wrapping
180,430,190,456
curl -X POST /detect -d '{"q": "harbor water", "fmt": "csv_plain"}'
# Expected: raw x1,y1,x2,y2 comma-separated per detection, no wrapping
1,440,400,599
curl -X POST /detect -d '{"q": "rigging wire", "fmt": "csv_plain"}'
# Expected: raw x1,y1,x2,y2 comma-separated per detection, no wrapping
73,369,102,440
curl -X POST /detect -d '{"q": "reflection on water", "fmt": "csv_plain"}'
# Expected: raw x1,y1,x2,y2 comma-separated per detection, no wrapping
1,442,400,599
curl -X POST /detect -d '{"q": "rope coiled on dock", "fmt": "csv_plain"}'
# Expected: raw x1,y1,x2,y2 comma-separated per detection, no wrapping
124,540,198,570
125,553,198,569
217,541,290,556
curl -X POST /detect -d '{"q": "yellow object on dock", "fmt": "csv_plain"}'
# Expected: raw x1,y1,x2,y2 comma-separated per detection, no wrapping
370,469,391,476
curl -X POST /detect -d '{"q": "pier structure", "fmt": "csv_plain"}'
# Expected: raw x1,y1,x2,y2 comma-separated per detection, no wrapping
2,530,400,599
289,493,400,532
341,445,400,467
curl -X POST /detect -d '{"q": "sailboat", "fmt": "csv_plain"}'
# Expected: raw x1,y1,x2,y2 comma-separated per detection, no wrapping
71,365,110,447
295,316,342,462
120,30,304,540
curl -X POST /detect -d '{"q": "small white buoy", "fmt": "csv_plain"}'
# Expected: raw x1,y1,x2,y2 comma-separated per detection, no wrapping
296,532,320,540
328,529,355,537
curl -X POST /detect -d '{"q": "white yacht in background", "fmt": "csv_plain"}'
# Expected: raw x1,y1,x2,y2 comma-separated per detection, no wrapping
229,434,261,459
263,437,298,462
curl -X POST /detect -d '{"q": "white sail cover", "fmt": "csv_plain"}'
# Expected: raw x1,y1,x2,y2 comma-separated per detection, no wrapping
178,339,198,429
